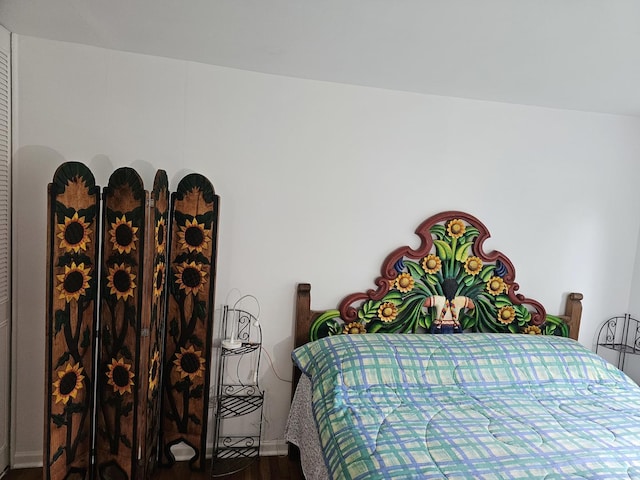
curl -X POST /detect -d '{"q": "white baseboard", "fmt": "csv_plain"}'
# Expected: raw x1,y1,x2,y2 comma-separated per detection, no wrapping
11,450,42,469
259,439,289,457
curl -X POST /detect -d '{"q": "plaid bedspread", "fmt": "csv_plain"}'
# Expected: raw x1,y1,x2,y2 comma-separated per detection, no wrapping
292,333,640,479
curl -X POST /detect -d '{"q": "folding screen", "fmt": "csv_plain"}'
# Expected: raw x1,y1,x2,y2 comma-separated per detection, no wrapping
159,174,218,471
45,163,100,480
45,163,218,480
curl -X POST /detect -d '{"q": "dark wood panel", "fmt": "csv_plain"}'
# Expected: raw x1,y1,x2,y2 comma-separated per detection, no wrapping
45,162,100,480
160,174,219,471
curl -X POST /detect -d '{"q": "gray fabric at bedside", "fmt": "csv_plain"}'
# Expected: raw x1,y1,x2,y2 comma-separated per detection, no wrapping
285,375,329,480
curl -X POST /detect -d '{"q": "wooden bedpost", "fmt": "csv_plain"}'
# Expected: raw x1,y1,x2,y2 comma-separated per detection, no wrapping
291,283,312,402
289,283,314,458
564,292,583,341
295,283,312,349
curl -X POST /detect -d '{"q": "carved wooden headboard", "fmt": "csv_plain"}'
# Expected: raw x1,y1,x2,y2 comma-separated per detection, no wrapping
294,211,582,351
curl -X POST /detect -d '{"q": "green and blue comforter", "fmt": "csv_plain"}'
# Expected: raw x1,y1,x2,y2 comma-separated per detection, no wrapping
293,333,640,479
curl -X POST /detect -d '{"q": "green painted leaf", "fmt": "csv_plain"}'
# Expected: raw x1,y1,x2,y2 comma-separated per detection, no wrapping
433,240,453,259
405,260,424,279
494,294,512,308
461,314,476,330
327,322,342,336
361,300,380,320
514,305,531,322
545,315,569,337
455,242,472,262
426,274,439,286
479,265,496,282
310,309,341,341
382,290,403,302
463,275,476,287
464,227,480,239
430,225,446,238
413,281,431,294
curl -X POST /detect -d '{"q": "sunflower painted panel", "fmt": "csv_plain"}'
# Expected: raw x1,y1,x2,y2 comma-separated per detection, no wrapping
45,162,100,480
309,211,569,342
135,170,169,480
95,168,146,480
160,174,219,471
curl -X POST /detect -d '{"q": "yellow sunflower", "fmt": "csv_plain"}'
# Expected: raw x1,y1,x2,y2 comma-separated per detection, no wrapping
106,357,135,395
57,212,92,253
174,261,207,296
155,217,167,254
148,349,160,393
378,302,398,322
422,254,442,274
343,322,366,334
56,262,92,303
109,215,139,254
523,325,542,335
396,273,415,293
463,256,483,276
447,219,466,239
173,345,206,381
52,361,85,405
106,263,137,301
497,305,516,325
177,218,210,253
153,261,166,298
486,276,507,296
388,279,396,291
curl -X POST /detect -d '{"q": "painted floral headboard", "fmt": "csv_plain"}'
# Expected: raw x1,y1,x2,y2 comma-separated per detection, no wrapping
297,211,582,345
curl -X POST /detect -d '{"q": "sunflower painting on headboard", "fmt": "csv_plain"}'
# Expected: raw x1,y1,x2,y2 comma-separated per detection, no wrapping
309,211,568,342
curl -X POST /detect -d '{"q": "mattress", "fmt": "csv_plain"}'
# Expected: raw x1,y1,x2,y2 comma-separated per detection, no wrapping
288,333,640,480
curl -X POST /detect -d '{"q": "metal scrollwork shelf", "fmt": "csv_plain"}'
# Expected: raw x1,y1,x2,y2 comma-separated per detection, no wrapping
595,314,640,373
211,305,263,477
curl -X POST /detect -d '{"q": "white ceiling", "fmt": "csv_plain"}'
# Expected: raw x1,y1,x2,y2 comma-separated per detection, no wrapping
1,0,640,117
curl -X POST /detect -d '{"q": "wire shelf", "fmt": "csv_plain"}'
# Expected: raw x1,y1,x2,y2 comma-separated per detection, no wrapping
212,302,263,478
218,392,264,418
595,314,640,373
221,342,260,356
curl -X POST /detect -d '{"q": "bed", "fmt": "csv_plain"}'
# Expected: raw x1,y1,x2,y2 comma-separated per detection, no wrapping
285,211,640,479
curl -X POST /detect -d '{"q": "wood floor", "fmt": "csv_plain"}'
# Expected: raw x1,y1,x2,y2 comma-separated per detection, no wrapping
2,457,304,480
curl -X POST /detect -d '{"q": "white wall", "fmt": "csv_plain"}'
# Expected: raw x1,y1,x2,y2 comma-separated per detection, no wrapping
630,229,640,317
11,34,640,466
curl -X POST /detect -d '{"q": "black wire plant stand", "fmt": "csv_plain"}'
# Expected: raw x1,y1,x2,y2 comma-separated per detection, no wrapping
595,314,640,373
211,302,263,477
